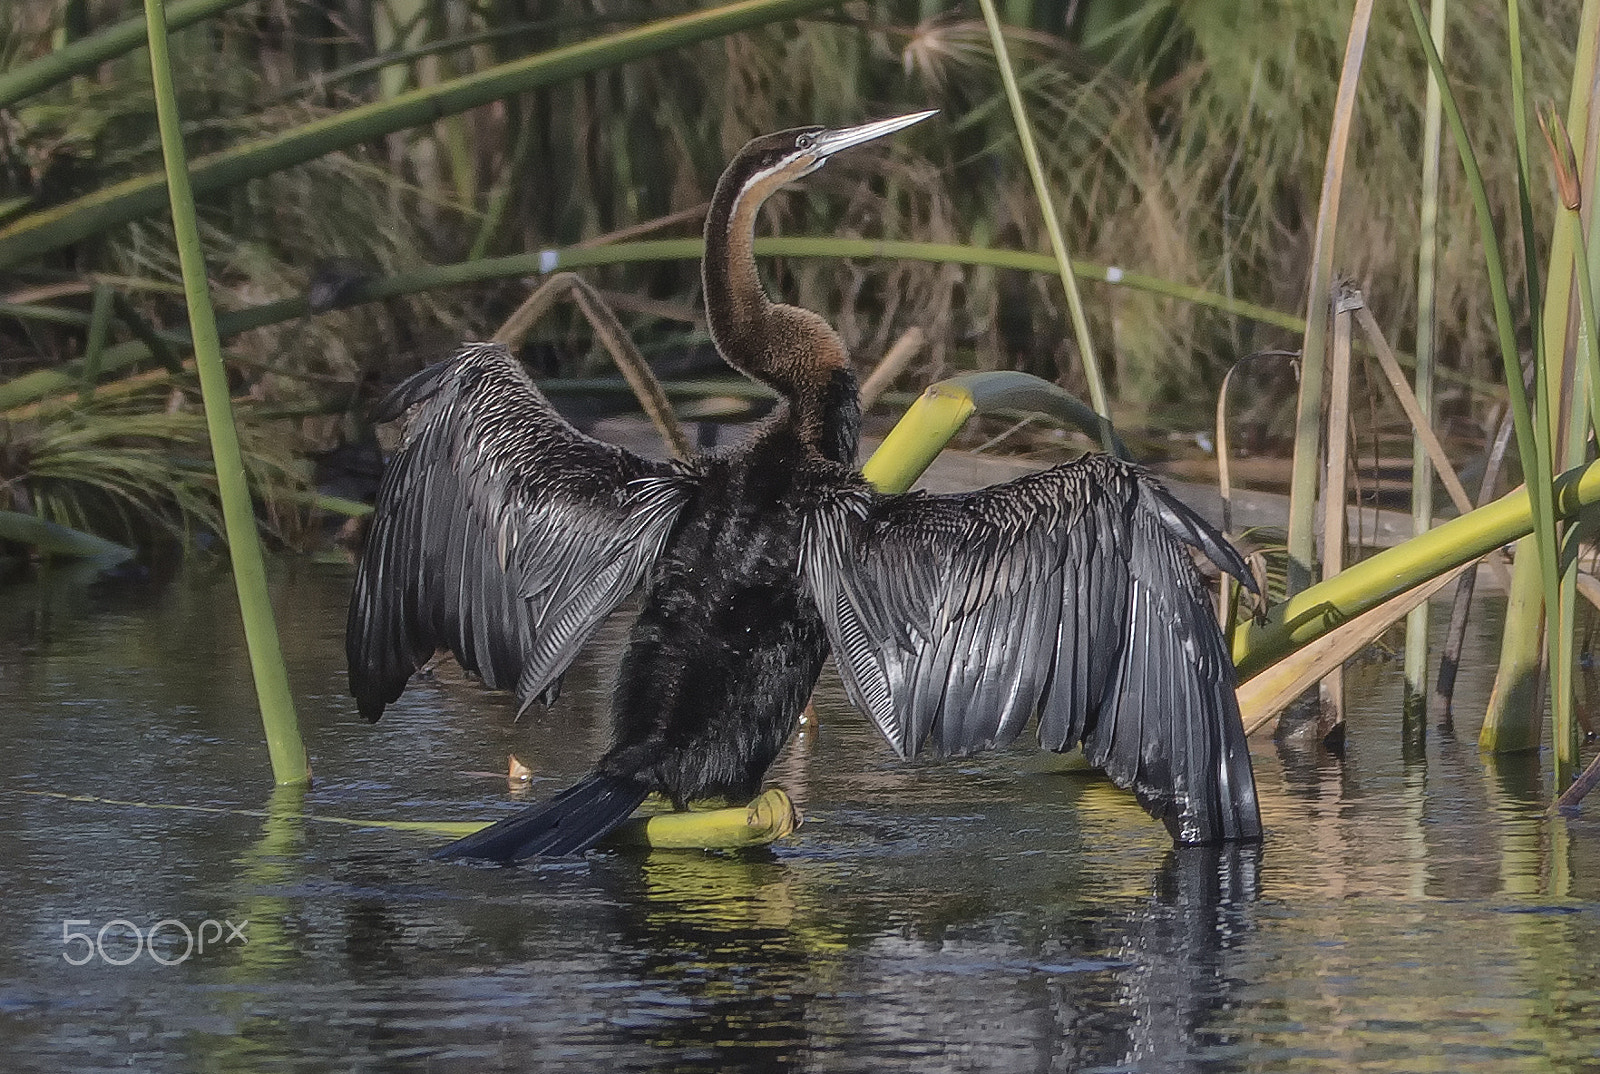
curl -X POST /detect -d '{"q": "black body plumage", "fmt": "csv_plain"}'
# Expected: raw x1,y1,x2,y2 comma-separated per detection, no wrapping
601,390,855,806
346,112,1262,860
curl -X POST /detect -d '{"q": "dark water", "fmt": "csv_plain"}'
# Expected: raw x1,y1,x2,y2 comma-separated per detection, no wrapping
1,563,1598,1073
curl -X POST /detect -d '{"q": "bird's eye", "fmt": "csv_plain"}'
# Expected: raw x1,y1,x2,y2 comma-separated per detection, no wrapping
795,133,815,152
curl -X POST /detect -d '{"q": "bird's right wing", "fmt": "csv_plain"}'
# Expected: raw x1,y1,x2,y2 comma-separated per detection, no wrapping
801,453,1260,844
347,342,694,721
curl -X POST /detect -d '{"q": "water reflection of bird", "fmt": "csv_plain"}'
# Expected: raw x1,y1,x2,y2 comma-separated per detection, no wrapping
346,111,1262,859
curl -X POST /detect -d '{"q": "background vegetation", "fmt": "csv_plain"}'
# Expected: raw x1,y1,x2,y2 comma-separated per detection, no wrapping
0,0,1579,565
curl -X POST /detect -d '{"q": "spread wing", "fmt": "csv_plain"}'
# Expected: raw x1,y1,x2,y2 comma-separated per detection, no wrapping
801,453,1260,844
347,342,694,721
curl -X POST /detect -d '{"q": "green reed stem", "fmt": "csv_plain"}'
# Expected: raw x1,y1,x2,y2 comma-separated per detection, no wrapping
1405,0,1448,720
861,371,1127,495
0,237,1307,414
143,0,307,786
975,0,1112,444
1573,204,1600,440
1508,0,1573,773
1236,457,1600,680
1549,6,1600,777
4,237,1506,417
1404,0,1560,737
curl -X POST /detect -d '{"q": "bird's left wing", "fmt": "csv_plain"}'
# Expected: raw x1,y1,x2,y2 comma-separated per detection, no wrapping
348,342,694,721
800,453,1260,844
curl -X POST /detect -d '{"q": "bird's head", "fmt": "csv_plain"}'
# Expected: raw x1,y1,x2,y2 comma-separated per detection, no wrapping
717,110,938,211
703,110,937,434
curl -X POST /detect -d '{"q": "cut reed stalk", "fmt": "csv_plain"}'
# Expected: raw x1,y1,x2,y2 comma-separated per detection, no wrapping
1483,542,1548,754
491,273,690,459
1215,350,1299,539
1355,306,1477,522
861,371,1128,496
1285,0,1375,597
1316,290,1357,740
858,328,926,412
1214,350,1296,618
1406,0,1448,717
1553,751,1600,813
1242,564,1471,738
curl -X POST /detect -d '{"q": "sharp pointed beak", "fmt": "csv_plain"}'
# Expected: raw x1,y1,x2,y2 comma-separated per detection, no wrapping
809,109,938,159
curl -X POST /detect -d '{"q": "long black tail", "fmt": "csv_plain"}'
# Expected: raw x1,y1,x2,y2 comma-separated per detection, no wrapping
433,773,650,862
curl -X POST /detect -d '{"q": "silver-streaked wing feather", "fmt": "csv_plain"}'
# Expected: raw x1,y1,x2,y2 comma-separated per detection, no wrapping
801,453,1260,844
347,342,693,721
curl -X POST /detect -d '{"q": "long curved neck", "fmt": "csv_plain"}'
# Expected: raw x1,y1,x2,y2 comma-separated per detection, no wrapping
703,165,857,458
702,164,774,371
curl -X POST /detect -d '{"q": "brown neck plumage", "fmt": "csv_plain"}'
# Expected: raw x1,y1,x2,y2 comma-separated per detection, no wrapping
702,158,853,452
